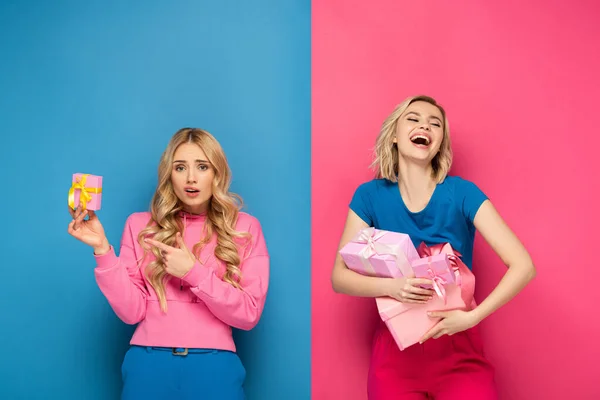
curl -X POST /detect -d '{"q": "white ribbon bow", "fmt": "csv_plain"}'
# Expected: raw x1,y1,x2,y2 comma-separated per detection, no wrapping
354,228,414,277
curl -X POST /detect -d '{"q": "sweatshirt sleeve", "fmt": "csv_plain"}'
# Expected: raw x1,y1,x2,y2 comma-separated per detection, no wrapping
181,217,270,331
93,214,149,325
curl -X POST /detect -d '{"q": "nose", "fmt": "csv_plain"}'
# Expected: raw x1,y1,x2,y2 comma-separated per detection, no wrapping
186,169,198,183
419,122,431,131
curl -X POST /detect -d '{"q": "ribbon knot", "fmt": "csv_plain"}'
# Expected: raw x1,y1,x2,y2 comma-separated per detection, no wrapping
355,228,386,258
365,235,376,250
426,262,448,303
68,174,102,210
354,228,413,277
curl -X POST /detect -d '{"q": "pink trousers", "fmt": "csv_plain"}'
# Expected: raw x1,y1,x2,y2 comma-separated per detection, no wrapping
367,321,497,400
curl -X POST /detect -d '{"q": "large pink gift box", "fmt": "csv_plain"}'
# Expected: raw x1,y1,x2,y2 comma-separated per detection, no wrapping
376,284,466,351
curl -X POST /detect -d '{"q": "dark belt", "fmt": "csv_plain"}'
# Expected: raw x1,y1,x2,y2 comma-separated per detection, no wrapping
140,346,223,356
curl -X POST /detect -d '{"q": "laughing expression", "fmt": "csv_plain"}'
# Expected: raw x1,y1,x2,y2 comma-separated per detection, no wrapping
394,101,444,163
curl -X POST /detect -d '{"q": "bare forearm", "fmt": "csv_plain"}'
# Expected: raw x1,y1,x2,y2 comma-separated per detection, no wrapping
471,200,537,323
93,238,110,255
471,262,536,323
332,260,391,298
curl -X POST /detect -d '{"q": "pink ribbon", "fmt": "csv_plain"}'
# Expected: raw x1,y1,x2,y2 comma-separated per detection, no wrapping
423,256,448,303
355,228,413,277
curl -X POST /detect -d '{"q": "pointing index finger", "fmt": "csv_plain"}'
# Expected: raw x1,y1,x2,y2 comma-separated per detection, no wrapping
145,238,174,252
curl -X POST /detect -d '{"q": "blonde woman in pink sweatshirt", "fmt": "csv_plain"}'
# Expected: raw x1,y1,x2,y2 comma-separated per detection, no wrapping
68,128,270,400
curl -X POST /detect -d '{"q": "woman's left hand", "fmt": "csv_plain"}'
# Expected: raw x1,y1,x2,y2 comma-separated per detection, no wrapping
419,309,480,343
145,233,196,278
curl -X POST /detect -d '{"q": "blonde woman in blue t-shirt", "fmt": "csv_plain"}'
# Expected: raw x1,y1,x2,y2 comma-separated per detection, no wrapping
331,95,536,400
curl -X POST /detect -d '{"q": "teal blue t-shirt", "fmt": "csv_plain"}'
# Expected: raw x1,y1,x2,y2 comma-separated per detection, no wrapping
349,176,488,270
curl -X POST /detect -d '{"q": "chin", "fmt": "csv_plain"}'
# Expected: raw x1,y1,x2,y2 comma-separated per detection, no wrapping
402,150,434,163
176,196,208,213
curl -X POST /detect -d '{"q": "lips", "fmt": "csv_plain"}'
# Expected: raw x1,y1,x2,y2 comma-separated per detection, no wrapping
409,131,432,147
184,187,199,193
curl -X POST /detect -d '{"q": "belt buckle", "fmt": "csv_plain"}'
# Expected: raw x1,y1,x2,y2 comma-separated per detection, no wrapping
172,348,189,356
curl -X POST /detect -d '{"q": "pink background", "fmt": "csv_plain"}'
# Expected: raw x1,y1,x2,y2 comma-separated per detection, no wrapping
312,1,600,399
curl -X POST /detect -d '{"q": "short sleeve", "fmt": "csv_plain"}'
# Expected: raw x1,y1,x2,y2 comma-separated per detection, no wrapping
349,182,374,226
455,177,489,223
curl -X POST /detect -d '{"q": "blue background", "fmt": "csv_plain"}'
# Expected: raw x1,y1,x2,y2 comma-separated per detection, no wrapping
0,1,310,399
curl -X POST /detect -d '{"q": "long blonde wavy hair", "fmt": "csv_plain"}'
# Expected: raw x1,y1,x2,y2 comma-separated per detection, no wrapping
371,95,453,183
138,128,250,312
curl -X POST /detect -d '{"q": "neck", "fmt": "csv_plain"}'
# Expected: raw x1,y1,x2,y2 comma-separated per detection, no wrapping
181,206,208,216
397,159,436,210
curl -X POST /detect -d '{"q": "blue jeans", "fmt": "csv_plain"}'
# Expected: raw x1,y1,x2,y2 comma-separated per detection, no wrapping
121,346,246,400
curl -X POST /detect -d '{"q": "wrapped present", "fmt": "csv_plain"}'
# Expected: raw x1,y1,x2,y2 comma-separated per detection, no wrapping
68,173,103,211
411,253,456,303
417,242,477,310
339,227,420,278
375,284,466,351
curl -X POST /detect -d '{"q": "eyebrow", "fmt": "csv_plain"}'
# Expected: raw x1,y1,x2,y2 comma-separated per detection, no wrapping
406,111,442,122
173,159,210,164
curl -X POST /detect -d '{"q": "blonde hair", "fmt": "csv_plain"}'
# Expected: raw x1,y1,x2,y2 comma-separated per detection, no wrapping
371,95,453,183
138,128,250,312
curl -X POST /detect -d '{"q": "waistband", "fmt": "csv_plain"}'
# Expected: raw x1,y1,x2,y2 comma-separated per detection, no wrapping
132,345,233,356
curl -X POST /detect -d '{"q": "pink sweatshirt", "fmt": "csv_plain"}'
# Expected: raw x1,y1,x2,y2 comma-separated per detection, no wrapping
93,211,269,352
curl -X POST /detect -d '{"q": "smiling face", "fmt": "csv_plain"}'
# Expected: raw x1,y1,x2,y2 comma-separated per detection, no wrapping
393,100,445,165
171,142,215,214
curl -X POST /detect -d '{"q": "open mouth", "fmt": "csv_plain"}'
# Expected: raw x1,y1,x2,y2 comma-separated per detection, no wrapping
185,189,199,193
410,134,431,147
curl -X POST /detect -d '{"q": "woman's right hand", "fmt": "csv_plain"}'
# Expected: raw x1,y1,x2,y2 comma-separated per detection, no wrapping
384,277,437,304
68,206,110,254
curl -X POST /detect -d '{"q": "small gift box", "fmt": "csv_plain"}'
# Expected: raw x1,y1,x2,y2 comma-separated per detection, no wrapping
416,242,478,310
375,284,466,351
68,173,103,211
411,253,457,297
339,227,420,278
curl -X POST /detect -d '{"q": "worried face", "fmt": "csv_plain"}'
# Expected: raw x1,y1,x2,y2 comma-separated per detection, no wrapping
171,142,215,214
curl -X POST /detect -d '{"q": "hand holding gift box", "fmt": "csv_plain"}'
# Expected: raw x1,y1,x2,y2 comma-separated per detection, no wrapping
339,227,420,278
375,242,474,351
338,227,472,351
411,253,456,303
376,283,465,351
68,173,103,211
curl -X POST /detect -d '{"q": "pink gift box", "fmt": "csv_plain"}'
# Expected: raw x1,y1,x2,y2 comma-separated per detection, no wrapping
411,253,456,290
375,284,466,351
69,173,103,211
339,228,420,278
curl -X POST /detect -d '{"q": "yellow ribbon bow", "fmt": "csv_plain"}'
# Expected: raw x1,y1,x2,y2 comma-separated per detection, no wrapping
68,174,102,210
